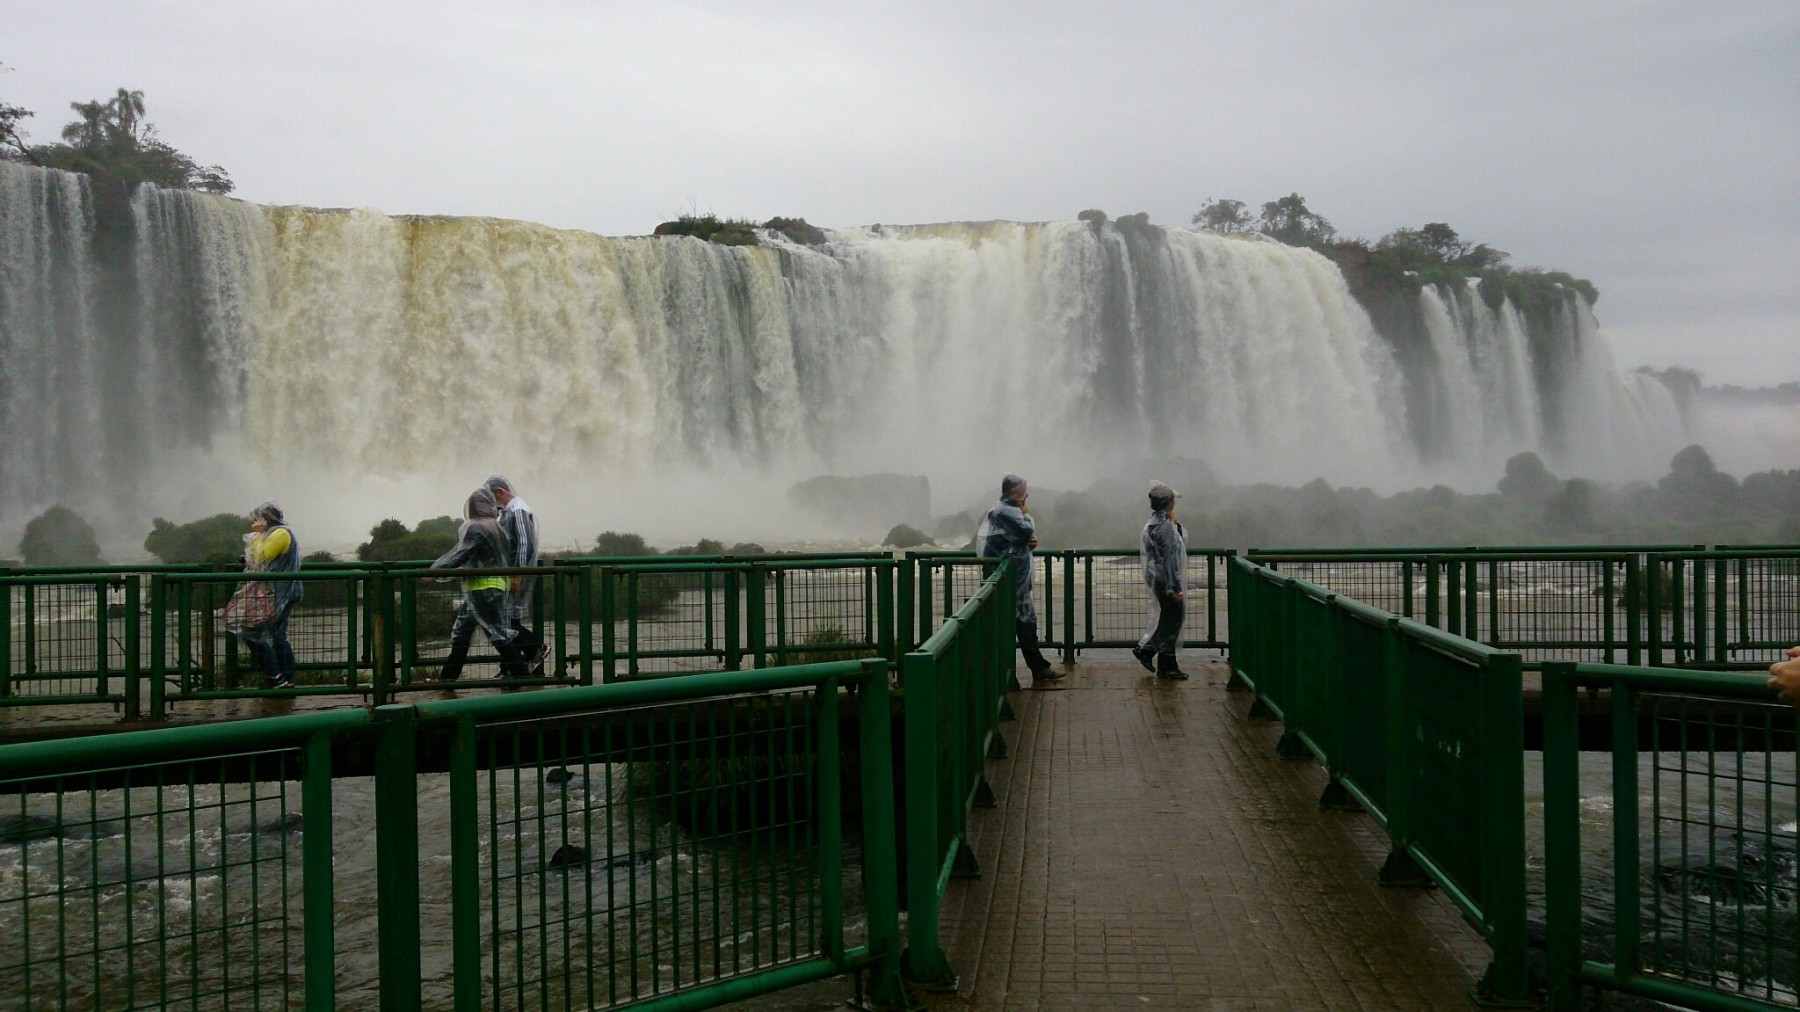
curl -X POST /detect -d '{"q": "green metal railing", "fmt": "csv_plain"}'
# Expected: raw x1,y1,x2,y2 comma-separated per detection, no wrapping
1542,662,1798,1011
1228,556,1532,1005
1250,547,1800,670
0,659,911,1010
898,563,1017,989
907,549,1235,662
0,574,140,716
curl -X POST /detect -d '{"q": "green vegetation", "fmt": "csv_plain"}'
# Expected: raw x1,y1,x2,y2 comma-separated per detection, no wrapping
798,625,877,664
0,74,232,194
652,214,761,246
1032,447,1799,549
356,517,459,563
651,214,829,247
1188,194,1600,331
144,513,246,565
18,505,104,566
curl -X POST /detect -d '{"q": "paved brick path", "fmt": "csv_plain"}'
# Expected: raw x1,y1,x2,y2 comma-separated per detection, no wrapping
922,654,1493,1011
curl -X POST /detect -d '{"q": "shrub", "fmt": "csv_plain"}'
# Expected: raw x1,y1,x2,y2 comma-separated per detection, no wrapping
144,513,245,565
356,516,458,563
19,505,104,566
652,214,761,247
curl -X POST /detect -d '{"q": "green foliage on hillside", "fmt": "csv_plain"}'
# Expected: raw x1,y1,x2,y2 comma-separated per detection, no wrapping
144,513,247,565
355,517,459,563
1029,447,1800,550
19,505,104,566
0,77,232,194
652,214,761,246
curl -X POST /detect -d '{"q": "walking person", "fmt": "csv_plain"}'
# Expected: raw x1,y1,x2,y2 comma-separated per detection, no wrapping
486,474,549,675
235,500,302,688
426,487,528,680
977,473,1059,683
1132,481,1189,680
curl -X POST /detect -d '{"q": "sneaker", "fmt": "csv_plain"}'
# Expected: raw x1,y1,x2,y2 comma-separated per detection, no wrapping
1131,646,1156,673
1032,666,1066,682
529,644,551,676
1155,668,1190,681
266,676,294,689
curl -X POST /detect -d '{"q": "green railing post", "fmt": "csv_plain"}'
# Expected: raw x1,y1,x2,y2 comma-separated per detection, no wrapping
1425,558,1441,629
575,568,593,684
1646,557,1664,666
1625,556,1643,666
0,579,9,701
92,579,108,700
372,573,394,706
449,716,482,1010
149,574,167,720
901,647,955,988
1378,619,1428,886
1477,650,1530,1004
600,566,617,683
1542,663,1582,1012
1610,683,1641,976
896,559,914,656
723,567,741,670
373,705,422,1012
917,561,934,639
877,563,896,663
747,566,768,668
1062,551,1076,664
855,658,908,1006
303,730,337,1011
819,678,844,965
122,577,141,721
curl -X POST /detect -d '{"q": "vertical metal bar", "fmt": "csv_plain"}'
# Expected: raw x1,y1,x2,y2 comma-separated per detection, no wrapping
1541,663,1583,1012
149,575,168,720
1670,558,1687,662
303,731,336,1011
1083,554,1096,656
346,576,361,690
1611,683,1640,973
1626,557,1643,666
896,557,914,656
627,570,640,679
1425,558,1441,629
747,567,767,669
703,569,717,658
92,580,108,699
449,717,482,1010
374,706,422,1012
1481,649,1530,1002
877,562,896,663
1062,552,1076,663
372,574,394,706
902,648,953,985
599,566,616,684
724,568,741,670
1487,561,1500,648
1603,563,1617,664
22,582,36,680
123,577,141,721
0,579,10,699
774,567,789,665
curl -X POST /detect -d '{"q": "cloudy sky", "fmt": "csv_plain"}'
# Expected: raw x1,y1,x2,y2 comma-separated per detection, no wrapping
6,0,1796,386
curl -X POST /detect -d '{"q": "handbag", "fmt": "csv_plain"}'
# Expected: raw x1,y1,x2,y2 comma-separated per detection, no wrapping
225,582,276,632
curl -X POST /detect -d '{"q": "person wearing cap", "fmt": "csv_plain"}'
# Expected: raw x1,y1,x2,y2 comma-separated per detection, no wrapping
1132,481,1189,680
486,474,548,676
238,500,303,689
976,473,1059,682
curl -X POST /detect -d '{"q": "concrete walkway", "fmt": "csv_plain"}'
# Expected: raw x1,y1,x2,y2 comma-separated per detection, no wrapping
921,653,1493,1011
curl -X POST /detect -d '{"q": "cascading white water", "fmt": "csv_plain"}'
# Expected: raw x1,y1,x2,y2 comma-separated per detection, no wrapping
0,161,1702,550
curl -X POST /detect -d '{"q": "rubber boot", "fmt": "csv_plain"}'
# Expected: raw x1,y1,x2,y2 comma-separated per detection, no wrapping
1155,653,1189,680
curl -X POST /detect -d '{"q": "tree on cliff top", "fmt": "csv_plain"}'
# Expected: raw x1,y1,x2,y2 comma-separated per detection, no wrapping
1,77,232,194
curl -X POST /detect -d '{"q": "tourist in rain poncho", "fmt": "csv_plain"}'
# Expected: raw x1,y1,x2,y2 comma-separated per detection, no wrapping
426,487,529,681
485,475,548,675
237,500,303,688
976,473,1058,682
1132,481,1189,680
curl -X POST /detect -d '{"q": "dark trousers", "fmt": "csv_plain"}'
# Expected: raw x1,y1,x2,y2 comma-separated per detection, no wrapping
240,601,297,685
1141,596,1186,657
443,589,526,680
1016,619,1051,674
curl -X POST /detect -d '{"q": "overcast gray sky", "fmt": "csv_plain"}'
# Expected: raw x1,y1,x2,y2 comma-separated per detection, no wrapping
7,0,1796,386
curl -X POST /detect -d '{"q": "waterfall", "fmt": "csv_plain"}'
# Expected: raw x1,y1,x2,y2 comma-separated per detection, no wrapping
0,161,1699,548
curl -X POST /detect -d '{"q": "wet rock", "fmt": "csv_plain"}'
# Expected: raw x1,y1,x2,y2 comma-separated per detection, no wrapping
1657,829,1798,906
0,814,63,844
544,767,576,785
258,812,306,835
547,844,588,867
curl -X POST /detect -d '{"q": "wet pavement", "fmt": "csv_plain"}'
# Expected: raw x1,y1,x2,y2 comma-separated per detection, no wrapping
919,652,1493,1011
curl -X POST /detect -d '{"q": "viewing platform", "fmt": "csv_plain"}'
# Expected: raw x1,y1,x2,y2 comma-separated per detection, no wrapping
917,654,1491,1011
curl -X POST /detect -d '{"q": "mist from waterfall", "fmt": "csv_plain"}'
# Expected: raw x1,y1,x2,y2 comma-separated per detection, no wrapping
0,162,1714,555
